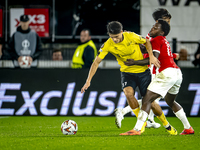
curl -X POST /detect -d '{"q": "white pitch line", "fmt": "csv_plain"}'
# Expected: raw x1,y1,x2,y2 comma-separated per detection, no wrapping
0,116,9,119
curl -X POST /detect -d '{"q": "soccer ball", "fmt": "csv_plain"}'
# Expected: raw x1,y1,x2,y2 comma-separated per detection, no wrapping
19,56,31,68
61,120,78,135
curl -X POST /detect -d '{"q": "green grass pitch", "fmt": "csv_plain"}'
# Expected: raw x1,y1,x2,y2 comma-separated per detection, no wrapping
0,116,199,150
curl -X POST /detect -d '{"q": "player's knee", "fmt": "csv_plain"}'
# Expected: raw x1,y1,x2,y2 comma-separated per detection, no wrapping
142,96,155,105
165,97,174,107
123,87,134,99
125,92,133,100
165,100,173,107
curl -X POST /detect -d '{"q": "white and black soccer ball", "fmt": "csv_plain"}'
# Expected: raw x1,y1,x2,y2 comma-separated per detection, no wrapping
61,120,78,135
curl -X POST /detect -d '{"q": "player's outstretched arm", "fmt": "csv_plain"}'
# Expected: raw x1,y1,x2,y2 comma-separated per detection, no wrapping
81,56,102,93
145,39,160,68
124,58,149,66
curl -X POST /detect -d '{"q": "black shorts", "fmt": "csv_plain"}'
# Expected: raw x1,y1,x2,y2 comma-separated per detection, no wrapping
121,69,151,97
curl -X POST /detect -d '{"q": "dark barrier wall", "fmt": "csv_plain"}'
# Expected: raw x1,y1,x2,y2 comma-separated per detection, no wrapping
0,68,199,116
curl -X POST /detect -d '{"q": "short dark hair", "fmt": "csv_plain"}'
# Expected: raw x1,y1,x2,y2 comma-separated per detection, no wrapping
81,28,91,36
158,19,170,36
53,48,62,54
107,21,123,34
152,8,172,21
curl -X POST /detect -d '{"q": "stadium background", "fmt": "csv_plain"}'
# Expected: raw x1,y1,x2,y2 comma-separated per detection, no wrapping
0,0,200,117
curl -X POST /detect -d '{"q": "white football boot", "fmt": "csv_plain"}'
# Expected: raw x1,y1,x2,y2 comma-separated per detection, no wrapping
114,108,124,128
146,119,161,128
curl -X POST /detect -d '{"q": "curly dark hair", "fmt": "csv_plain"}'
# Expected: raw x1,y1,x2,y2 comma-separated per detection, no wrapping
158,19,170,36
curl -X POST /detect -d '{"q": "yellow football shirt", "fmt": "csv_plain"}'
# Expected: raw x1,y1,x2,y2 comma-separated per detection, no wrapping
98,32,149,73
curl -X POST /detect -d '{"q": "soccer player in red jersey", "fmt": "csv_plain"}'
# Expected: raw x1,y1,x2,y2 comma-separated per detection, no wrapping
121,19,194,135
115,8,179,129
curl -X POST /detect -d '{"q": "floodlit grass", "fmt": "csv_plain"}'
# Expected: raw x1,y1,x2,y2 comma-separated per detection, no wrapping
0,116,199,150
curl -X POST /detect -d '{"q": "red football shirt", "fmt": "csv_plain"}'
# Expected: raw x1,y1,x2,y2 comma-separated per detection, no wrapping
143,34,178,74
150,36,179,73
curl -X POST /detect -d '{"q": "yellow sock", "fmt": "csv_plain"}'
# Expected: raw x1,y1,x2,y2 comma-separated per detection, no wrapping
132,107,140,117
157,112,169,126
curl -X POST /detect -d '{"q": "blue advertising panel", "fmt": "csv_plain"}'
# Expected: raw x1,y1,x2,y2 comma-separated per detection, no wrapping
0,68,199,116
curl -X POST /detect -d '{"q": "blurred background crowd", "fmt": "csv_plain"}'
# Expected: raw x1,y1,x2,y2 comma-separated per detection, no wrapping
0,0,200,69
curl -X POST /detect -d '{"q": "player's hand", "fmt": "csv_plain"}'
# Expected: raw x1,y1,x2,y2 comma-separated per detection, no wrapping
27,56,33,66
81,81,90,93
124,59,135,66
150,56,160,68
18,56,23,63
174,53,179,60
196,54,200,59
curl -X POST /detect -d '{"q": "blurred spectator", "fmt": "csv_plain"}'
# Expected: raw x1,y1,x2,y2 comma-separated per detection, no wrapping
0,37,4,59
179,48,188,60
6,14,42,68
0,43,2,59
71,29,97,69
52,49,63,61
192,42,200,67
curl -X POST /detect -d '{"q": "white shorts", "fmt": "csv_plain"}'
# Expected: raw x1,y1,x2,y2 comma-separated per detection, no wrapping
147,68,182,98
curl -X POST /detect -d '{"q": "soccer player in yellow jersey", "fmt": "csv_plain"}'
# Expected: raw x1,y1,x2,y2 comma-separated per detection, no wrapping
81,21,176,135
81,20,158,112
98,32,149,74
